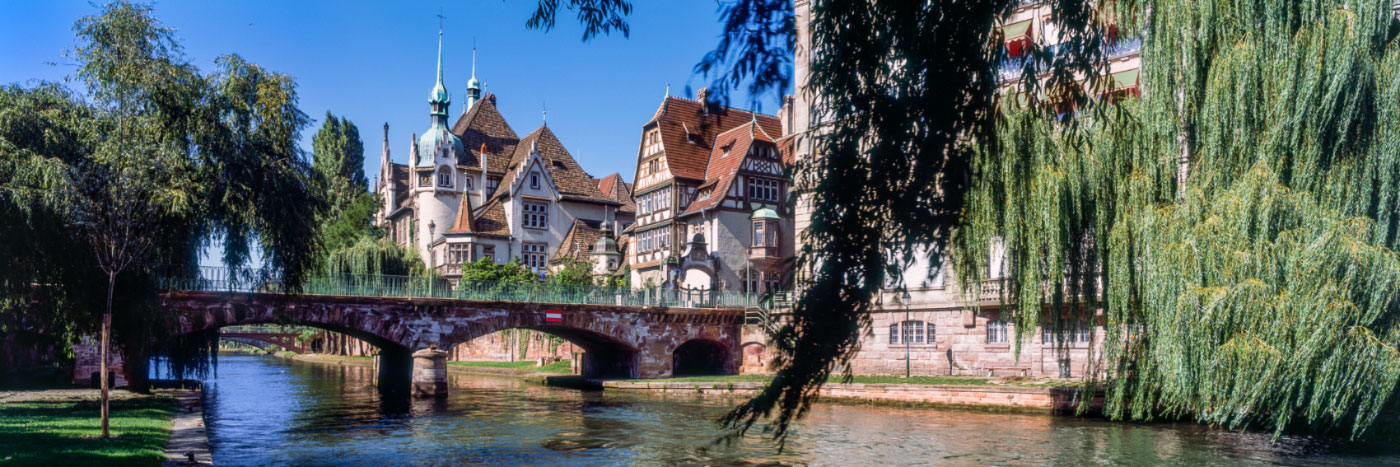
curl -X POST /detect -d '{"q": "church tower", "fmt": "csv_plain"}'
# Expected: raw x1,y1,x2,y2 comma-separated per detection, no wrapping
412,21,466,268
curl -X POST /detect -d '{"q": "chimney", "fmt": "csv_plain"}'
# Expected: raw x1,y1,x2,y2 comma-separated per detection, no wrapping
697,87,710,115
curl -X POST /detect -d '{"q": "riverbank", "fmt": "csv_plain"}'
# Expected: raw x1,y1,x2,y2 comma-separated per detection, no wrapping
603,379,1086,413
273,353,1088,413
0,388,178,466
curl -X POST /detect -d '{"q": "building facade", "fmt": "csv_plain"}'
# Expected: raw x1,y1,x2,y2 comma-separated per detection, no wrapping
785,0,1140,378
374,32,627,281
625,91,792,293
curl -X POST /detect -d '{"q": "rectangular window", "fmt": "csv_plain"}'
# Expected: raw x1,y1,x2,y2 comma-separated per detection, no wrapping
748,178,779,202
437,169,453,188
890,323,899,344
487,178,500,196
448,244,471,265
482,245,495,261
644,129,662,156
523,202,548,230
927,322,936,343
1042,323,1092,345
523,243,547,272
530,172,541,189
753,222,765,247
987,320,1009,344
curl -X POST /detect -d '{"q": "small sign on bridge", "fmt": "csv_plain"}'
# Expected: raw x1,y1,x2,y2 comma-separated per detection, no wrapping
545,310,563,323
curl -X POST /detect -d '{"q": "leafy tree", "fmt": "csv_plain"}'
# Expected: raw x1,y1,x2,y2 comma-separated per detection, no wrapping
0,0,318,434
548,259,595,286
319,235,427,277
528,0,1104,444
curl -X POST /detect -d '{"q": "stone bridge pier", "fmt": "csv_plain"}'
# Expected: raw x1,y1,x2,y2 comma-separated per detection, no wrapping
155,292,743,397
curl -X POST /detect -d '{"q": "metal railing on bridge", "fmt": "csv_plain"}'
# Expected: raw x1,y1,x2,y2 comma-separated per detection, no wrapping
160,267,779,310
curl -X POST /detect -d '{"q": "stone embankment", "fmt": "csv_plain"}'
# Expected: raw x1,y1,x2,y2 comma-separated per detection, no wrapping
163,389,213,466
602,381,1091,413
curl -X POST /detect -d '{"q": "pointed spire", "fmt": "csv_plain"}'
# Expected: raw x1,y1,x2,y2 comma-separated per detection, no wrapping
465,41,481,111
428,13,450,118
541,102,548,127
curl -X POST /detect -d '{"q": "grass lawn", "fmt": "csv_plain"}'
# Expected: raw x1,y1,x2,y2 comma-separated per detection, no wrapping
626,374,993,386
0,393,176,467
448,360,572,374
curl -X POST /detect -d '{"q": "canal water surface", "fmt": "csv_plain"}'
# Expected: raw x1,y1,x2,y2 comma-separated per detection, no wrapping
194,355,1400,466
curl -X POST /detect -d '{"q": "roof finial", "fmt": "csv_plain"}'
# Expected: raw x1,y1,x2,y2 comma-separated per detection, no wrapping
542,102,547,127
665,83,670,99
436,11,446,86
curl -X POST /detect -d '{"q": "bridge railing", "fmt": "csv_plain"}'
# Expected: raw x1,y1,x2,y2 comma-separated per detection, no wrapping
161,266,782,310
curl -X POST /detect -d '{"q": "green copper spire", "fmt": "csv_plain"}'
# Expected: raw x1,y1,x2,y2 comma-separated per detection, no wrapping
429,20,450,118
465,47,481,111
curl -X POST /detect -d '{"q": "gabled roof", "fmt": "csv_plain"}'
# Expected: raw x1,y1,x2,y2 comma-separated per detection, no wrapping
596,173,636,212
680,121,786,216
446,194,476,234
450,93,517,175
491,125,616,206
644,96,782,181
550,219,604,264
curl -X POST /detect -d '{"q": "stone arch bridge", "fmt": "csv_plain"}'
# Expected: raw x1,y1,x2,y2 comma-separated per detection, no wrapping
218,331,309,354
160,290,744,395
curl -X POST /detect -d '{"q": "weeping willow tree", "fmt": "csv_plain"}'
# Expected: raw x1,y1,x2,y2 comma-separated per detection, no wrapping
955,0,1400,438
319,235,429,277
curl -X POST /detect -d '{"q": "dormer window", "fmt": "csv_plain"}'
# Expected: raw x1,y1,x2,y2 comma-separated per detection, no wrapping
552,161,566,170
530,172,541,189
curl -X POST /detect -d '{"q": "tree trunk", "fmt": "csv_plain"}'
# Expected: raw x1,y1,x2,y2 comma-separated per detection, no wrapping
100,272,114,439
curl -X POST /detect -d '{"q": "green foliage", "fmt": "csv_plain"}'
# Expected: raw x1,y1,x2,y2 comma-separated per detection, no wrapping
953,0,1400,439
460,257,539,283
310,112,375,257
0,1,318,382
548,259,595,286
319,235,428,277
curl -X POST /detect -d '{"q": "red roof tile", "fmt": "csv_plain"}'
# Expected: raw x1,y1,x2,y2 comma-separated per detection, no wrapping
645,97,781,182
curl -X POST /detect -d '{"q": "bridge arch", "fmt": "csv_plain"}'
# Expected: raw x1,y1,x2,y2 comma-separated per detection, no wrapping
670,338,732,376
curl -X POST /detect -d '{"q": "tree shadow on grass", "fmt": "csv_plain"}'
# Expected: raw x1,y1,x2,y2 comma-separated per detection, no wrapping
0,397,175,467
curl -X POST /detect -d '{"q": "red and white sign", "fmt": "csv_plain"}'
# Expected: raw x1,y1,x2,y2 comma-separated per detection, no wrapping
545,310,563,323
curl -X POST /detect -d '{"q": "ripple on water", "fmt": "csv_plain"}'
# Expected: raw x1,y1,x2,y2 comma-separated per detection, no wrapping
191,355,1400,466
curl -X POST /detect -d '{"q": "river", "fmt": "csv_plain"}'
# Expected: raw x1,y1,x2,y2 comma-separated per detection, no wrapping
188,355,1400,466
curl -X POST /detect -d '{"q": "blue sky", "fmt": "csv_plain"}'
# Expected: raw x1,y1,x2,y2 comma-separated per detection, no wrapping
0,0,783,185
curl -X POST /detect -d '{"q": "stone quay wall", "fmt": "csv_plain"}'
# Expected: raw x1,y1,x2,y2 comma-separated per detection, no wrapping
603,380,1086,412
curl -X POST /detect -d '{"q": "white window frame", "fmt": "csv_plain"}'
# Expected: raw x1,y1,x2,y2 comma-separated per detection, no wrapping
522,201,548,230
523,242,547,272
987,320,1009,344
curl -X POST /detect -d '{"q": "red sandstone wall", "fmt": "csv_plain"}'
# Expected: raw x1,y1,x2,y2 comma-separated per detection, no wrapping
447,330,579,362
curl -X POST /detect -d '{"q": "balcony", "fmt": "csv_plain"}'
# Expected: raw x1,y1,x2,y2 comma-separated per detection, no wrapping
748,245,782,269
435,262,462,277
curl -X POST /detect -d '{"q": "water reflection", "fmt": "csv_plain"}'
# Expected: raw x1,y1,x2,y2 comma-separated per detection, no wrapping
196,355,1400,466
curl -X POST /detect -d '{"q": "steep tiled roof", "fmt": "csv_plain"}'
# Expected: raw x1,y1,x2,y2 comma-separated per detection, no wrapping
550,219,604,263
680,122,784,216
596,173,636,213
389,163,412,210
470,198,511,237
446,194,475,234
492,125,616,206
776,133,796,166
646,97,781,181
450,93,517,175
